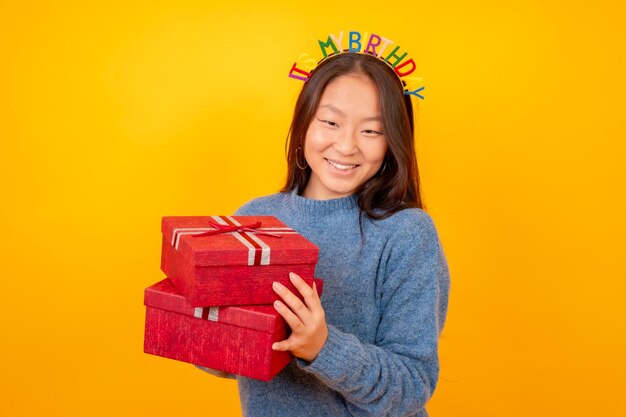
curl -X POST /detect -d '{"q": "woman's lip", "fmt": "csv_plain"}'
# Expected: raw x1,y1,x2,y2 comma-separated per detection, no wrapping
325,158,360,166
325,158,359,173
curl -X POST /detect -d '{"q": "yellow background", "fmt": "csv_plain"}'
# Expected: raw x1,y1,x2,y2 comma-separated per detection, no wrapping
1,1,625,416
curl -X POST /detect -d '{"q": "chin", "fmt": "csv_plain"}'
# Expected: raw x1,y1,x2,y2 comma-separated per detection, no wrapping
324,183,358,198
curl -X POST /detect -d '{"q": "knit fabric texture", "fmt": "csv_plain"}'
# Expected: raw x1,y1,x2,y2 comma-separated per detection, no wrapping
216,190,449,417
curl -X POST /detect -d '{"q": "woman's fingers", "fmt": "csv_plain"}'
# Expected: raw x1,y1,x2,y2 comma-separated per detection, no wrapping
271,273,328,361
272,280,313,325
272,339,291,352
273,299,304,332
288,272,322,312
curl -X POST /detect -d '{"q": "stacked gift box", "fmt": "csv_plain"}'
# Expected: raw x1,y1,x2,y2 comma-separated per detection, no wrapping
143,215,320,381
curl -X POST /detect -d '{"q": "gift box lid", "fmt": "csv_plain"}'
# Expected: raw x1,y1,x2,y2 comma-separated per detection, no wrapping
162,216,319,267
144,279,285,333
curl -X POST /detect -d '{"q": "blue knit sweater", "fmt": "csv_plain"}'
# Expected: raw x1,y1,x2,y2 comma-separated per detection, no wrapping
206,191,450,417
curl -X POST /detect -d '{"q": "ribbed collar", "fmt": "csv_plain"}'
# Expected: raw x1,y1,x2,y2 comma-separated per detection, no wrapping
288,188,359,217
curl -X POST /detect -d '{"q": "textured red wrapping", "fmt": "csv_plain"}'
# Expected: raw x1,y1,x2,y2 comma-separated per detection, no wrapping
161,216,319,307
143,278,324,381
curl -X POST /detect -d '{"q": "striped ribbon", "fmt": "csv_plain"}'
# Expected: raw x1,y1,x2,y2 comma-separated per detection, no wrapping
194,306,220,322
170,216,296,266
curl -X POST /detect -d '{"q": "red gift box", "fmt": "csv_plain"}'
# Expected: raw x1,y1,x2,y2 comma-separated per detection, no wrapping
161,215,319,307
143,278,323,381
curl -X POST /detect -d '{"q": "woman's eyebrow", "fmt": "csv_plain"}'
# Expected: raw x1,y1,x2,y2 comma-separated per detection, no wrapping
319,104,381,122
318,104,344,115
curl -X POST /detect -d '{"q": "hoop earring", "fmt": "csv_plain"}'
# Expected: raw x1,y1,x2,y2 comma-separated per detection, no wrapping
296,146,309,170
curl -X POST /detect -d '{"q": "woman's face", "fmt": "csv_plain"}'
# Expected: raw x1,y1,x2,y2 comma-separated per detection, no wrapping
302,74,388,200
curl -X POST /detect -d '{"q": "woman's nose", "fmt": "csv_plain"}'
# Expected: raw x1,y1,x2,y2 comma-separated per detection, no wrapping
333,128,359,155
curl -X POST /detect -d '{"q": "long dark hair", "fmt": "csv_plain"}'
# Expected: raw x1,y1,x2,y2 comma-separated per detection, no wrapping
281,52,424,219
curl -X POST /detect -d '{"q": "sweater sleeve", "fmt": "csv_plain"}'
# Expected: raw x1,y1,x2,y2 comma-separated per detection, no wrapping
234,198,267,216
297,212,450,417
195,365,236,379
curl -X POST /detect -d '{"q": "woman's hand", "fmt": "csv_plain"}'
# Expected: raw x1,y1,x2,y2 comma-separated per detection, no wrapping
272,272,328,363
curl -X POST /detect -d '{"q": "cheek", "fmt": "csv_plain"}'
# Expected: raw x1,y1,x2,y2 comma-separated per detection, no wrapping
365,140,388,163
303,133,318,163
304,126,329,155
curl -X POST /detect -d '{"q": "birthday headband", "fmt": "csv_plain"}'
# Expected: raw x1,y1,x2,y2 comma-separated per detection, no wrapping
288,31,425,100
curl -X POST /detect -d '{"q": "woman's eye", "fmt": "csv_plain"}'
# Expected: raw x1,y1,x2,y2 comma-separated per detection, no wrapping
362,129,383,135
318,118,338,127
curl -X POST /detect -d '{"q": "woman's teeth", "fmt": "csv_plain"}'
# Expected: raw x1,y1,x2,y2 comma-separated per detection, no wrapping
326,159,357,170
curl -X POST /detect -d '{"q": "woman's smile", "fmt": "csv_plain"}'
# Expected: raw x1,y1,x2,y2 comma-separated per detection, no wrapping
325,158,360,172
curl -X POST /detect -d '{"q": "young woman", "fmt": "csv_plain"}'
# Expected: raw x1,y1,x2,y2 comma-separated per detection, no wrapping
211,52,450,417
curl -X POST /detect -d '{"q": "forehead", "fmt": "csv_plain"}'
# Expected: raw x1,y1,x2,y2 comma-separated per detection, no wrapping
317,74,381,117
